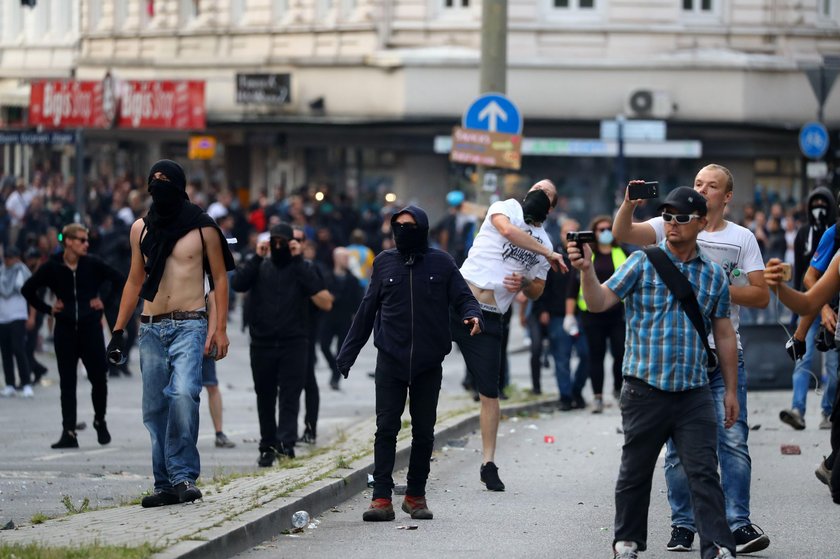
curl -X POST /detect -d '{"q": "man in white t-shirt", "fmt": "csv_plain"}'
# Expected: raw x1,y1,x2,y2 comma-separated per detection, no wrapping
452,179,567,492
613,164,772,554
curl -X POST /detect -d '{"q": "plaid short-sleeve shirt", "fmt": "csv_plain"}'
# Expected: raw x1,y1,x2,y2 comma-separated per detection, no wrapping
605,241,730,391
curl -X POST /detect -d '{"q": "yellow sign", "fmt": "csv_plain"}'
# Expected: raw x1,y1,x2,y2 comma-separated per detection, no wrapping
448,127,522,170
188,135,216,160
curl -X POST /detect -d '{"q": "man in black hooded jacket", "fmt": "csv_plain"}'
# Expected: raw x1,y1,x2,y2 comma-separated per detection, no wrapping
336,205,483,522
108,159,236,507
231,223,333,467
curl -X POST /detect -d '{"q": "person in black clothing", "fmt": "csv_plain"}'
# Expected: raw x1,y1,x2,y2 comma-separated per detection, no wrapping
22,223,125,449
320,246,364,391
23,248,48,382
231,223,333,467
533,221,589,411
336,205,483,522
573,215,628,413
296,227,329,445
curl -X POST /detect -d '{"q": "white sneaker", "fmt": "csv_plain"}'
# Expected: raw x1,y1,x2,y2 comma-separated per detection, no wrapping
20,384,34,398
1,385,16,397
715,547,735,558
614,541,639,559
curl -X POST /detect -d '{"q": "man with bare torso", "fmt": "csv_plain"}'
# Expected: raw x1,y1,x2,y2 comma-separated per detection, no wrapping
451,179,567,491
109,159,235,507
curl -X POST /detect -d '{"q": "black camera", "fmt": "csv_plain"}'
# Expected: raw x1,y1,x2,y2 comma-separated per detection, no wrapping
566,231,597,244
815,325,836,352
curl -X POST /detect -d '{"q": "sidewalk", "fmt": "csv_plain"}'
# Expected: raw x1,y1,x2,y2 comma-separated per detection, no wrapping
0,315,551,558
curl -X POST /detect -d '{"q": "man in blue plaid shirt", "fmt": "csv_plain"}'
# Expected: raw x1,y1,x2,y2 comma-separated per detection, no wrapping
568,187,739,559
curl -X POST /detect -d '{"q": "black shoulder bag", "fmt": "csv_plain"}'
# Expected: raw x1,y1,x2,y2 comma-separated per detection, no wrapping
642,247,719,371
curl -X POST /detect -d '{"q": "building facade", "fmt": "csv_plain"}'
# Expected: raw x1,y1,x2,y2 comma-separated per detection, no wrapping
2,0,839,219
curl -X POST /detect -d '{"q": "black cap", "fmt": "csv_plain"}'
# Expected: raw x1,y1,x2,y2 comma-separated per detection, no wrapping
269,223,294,240
657,186,707,216
4,246,20,258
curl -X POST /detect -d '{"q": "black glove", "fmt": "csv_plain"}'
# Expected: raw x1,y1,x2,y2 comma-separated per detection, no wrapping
107,330,127,366
815,325,835,352
785,336,806,362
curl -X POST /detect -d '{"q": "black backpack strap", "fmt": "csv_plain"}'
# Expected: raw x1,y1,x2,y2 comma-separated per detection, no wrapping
642,247,718,370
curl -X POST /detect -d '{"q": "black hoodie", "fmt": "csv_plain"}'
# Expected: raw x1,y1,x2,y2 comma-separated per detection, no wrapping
335,205,483,381
793,186,836,289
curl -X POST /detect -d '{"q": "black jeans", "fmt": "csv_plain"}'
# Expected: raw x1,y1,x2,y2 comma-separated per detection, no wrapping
302,334,319,436
320,316,352,384
0,320,30,387
581,313,625,395
372,352,442,500
527,314,549,393
250,342,307,451
54,320,109,431
615,377,734,559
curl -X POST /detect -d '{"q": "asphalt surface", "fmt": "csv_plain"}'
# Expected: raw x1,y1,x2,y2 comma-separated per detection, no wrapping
234,388,835,558
1,311,836,558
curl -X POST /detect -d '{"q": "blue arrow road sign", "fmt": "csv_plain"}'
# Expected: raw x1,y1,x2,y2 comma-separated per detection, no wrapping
463,93,522,134
799,121,830,159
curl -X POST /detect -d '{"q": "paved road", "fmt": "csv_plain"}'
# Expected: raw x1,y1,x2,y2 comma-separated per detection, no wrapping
234,388,834,558
0,311,537,525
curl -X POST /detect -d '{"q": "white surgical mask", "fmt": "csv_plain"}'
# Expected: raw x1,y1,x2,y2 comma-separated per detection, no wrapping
598,230,614,245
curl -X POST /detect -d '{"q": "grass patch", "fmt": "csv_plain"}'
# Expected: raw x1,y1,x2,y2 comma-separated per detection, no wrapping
29,512,50,525
0,542,159,559
61,495,90,515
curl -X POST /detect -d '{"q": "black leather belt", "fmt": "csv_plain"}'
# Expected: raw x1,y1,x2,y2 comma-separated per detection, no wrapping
140,311,207,324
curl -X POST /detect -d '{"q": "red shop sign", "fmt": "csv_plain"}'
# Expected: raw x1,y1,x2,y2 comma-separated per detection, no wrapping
29,79,205,130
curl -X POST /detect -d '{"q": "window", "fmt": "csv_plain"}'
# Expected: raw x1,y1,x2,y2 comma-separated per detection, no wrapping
546,0,599,21
88,0,102,30
682,0,714,14
180,0,199,23
818,0,840,21
443,0,469,7
272,0,287,22
114,0,127,29
553,0,594,8
230,0,245,24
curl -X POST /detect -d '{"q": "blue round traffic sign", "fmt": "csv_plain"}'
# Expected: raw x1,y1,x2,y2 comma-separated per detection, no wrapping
799,122,829,159
463,93,522,135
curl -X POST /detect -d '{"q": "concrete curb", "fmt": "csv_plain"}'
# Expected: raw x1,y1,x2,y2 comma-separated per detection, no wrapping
155,399,553,559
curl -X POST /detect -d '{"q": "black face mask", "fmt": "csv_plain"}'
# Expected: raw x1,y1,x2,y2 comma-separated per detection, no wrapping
149,179,184,218
522,189,551,225
393,223,427,256
270,239,292,267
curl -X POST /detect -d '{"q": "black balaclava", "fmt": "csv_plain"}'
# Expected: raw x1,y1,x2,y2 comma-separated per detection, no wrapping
269,223,294,267
390,206,429,260
147,159,188,226
522,189,551,225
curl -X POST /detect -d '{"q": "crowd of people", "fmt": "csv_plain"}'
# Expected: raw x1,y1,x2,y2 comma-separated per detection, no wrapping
3,158,840,558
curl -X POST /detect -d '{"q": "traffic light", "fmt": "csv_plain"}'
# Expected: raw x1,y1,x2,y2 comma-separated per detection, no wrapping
21,0,37,7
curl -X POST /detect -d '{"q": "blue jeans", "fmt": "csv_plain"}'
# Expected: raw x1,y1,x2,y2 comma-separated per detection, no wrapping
792,320,838,417
139,319,207,491
664,351,751,532
548,316,589,400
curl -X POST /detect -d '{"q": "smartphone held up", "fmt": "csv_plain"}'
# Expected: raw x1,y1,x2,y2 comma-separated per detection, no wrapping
628,181,659,201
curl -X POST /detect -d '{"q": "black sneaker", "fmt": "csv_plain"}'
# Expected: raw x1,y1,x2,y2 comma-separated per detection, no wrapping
480,461,505,491
299,427,316,445
278,443,296,459
558,398,573,412
733,524,770,553
141,490,179,508
258,448,277,467
93,420,111,445
51,430,78,449
174,481,202,503
666,526,694,551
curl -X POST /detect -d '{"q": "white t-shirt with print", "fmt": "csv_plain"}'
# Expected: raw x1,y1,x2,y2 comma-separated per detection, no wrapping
460,199,552,314
649,217,764,350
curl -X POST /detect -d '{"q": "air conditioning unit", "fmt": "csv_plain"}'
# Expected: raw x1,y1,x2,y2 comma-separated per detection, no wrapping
626,89,674,119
